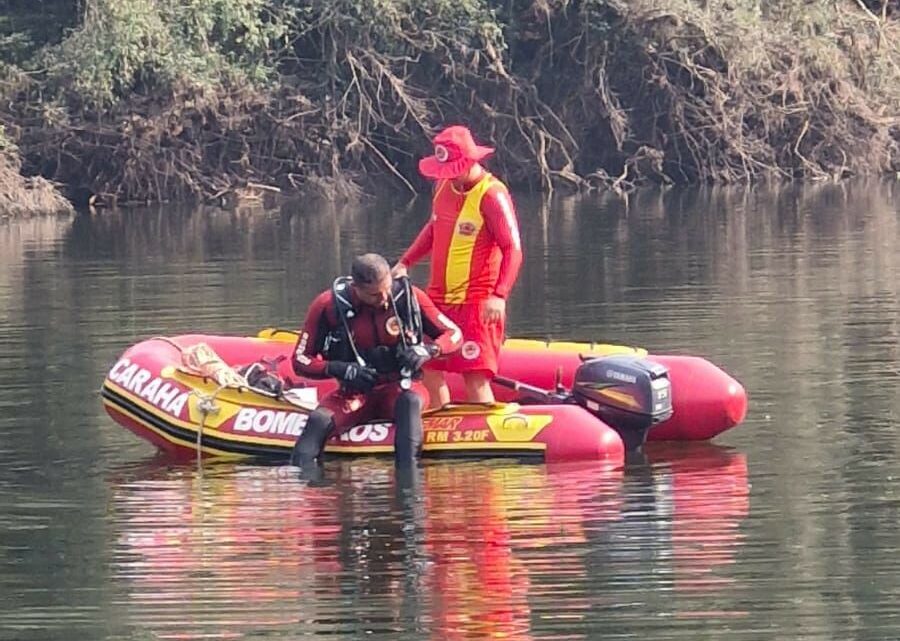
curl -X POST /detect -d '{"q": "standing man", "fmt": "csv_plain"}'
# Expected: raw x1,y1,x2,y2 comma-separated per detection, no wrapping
392,126,522,408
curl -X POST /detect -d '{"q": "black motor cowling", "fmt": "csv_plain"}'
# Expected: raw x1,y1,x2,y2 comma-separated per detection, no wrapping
572,355,673,451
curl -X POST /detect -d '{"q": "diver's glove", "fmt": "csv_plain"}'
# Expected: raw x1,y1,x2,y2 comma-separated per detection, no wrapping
325,361,378,392
397,344,439,374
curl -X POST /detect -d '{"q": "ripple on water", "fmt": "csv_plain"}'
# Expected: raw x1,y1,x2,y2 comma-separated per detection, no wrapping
1,185,899,639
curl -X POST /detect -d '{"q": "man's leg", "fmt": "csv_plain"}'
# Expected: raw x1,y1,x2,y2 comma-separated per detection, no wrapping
434,301,503,404
391,387,425,466
370,382,426,465
290,391,367,466
290,407,334,466
459,298,505,403
462,370,495,403
423,368,450,409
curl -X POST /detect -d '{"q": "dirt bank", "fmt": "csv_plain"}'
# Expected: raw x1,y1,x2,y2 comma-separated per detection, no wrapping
0,0,897,206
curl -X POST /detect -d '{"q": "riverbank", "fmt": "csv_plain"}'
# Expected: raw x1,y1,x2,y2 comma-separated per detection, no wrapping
0,143,73,217
1,0,898,213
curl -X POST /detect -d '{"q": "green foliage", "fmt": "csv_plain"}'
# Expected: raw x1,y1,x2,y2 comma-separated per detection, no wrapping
40,0,289,108
0,2,80,64
0,0,896,201
286,0,504,61
0,31,35,65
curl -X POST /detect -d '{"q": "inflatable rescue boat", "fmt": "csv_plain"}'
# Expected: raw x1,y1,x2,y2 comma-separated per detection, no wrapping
101,329,747,464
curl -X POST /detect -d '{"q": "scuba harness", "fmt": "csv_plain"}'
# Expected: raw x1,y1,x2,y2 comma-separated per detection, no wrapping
324,276,425,388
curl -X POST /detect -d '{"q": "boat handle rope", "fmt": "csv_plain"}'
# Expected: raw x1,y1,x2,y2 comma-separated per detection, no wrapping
191,384,226,470
149,336,187,352
147,335,221,468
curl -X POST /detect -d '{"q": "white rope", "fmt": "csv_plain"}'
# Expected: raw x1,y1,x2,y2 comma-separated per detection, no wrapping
192,385,226,470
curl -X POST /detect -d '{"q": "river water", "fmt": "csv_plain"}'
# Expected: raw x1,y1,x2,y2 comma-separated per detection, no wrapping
1,180,898,640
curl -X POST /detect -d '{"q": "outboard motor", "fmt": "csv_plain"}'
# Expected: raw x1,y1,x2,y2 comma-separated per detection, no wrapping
572,355,673,451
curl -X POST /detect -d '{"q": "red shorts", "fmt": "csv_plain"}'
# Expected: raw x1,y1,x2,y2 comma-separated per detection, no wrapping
427,302,505,376
318,382,428,433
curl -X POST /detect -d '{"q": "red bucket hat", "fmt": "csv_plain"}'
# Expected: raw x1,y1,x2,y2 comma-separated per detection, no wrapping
418,126,494,180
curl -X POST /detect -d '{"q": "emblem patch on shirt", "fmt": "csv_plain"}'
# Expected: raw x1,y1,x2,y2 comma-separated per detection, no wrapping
457,221,477,236
461,341,481,360
385,316,402,336
343,396,364,412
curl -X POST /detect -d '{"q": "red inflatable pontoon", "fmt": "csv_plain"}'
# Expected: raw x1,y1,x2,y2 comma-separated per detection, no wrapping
101,333,626,463
101,329,747,463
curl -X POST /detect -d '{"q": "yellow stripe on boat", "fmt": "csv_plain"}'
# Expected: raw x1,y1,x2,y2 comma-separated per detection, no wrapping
105,392,546,458
503,338,647,357
106,380,550,456
425,441,546,452
325,445,394,455
103,380,298,448
102,397,243,458
256,329,647,356
256,328,300,343
423,402,521,417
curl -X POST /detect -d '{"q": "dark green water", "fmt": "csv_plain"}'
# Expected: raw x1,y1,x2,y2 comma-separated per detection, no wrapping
1,180,898,640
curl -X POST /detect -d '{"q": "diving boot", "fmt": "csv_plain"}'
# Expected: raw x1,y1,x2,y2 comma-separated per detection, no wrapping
393,390,424,467
290,409,334,467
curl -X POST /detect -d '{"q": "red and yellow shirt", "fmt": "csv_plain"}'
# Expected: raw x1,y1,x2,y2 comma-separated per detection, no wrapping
400,173,522,304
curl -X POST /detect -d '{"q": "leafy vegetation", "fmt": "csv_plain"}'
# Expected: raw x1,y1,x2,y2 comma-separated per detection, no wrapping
0,0,897,209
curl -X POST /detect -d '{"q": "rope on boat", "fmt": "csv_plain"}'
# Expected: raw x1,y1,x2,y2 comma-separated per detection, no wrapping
146,337,226,467
192,385,226,469
149,336,186,353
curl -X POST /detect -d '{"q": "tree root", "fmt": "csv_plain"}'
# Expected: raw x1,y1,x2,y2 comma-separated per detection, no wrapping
0,0,897,203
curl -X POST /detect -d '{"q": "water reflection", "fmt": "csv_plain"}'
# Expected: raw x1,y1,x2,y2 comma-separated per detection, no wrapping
2,179,898,640
47,180,900,349
109,445,747,639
